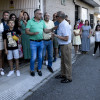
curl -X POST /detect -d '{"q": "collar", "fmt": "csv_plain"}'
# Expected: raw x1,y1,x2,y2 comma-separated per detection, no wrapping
32,17,42,22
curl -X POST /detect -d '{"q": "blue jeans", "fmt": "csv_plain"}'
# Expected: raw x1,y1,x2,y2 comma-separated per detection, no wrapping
43,40,53,67
30,41,44,71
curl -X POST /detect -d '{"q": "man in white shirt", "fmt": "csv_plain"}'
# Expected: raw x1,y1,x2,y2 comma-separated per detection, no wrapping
53,11,72,83
43,12,55,73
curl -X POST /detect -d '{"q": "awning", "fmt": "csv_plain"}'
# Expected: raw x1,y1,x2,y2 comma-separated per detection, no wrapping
81,0,100,7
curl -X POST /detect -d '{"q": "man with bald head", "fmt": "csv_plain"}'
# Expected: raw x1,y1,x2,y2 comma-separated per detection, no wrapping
43,12,54,73
54,11,72,83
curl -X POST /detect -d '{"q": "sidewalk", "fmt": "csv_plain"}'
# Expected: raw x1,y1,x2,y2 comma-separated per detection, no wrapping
0,46,76,100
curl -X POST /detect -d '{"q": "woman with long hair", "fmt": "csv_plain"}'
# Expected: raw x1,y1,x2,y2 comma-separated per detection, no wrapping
81,20,91,54
92,25,100,56
19,11,31,60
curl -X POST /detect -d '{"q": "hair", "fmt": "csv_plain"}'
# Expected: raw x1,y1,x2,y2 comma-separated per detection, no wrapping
74,24,78,29
23,12,30,21
3,11,9,16
9,13,17,19
95,25,100,31
34,9,41,14
7,19,14,24
85,20,89,26
57,11,66,19
65,15,68,18
44,12,49,17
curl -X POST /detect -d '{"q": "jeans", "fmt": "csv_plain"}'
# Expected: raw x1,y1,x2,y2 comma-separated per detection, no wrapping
43,40,53,67
30,41,44,71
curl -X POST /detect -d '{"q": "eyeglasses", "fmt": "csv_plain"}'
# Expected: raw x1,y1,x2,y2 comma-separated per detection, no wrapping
37,13,42,15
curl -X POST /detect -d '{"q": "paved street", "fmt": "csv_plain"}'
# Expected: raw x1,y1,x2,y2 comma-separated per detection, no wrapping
25,47,100,100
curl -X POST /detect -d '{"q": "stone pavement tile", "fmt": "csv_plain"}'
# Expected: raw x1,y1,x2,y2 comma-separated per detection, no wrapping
0,50,75,100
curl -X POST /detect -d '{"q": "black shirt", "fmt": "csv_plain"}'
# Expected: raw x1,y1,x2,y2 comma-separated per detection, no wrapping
3,29,21,50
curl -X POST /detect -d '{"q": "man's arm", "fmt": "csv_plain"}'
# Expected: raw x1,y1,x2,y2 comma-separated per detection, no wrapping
53,33,69,41
43,26,58,33
26,28,39,35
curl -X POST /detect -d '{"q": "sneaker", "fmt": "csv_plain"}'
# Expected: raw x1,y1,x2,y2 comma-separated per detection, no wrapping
7,70,14,77
16,70,20,76
0,68,5,76
46,60,48,66
76,51,81,54
92,54,95,56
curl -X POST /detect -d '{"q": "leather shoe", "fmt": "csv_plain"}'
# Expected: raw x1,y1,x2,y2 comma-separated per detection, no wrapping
37,70,42,76
30,71,35,76
47,67,54,73
61,78,72,83
55,75,66,79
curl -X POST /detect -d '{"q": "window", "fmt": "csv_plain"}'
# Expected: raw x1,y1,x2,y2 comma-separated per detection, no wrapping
82,8,88,22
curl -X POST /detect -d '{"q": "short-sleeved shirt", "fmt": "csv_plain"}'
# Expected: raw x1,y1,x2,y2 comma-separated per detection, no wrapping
43,20,54,40
26,18,46,40
95,31,100,42
57,20,71,45
54,21,59,34
3,29,21,50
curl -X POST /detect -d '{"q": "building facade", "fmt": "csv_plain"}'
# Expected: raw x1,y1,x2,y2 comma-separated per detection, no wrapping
0,0,100,29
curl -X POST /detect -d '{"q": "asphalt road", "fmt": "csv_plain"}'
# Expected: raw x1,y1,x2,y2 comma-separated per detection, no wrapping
25,47,100,100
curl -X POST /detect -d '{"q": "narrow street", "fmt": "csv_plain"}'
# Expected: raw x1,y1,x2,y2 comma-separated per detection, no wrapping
25,47,100,100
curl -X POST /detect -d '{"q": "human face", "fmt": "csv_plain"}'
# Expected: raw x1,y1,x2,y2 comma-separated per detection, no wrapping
35,10,42,20
53,13,57,21
44,14,49,22
85,20,89,25
97,26,100,31
3,13,9,21
8,21,15,28
24,13,28,20
75,25,78,29
11,15,16,21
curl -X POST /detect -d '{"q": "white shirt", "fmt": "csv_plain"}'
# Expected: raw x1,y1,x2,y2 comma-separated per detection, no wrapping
95,31,100,42
43,20,54,40
0,23,4,42
57,20,71,45
0,23,4,34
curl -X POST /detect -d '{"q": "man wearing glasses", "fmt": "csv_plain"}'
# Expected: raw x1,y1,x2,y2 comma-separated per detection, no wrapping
26,9,56,77
53,11,72,83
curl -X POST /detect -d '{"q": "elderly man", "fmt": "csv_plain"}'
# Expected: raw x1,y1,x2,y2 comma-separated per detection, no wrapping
26,9,56,77
43,12,55,73
54,11,72,83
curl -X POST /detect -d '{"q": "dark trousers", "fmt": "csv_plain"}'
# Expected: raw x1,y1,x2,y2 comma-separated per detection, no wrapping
94,42,100,54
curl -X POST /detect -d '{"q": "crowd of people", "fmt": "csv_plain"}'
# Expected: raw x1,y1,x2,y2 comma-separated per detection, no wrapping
0,9,100,83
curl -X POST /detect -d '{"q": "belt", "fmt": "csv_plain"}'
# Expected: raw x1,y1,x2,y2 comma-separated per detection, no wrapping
43,38,52,41
30,39,43,42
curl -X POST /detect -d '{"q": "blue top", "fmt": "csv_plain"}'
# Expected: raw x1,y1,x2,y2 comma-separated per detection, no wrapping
54,21,59,34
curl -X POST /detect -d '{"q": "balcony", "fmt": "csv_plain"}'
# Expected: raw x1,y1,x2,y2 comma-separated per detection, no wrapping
81,0,100,7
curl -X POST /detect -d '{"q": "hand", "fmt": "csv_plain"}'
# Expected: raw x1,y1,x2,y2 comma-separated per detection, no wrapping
88,36,90,38
51,33,57,37
5,49,8,55
52,26,58,31
33,32,39,35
